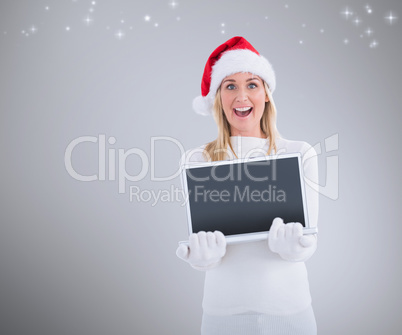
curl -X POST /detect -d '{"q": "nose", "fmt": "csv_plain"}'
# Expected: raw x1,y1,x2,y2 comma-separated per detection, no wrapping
236,87,248,102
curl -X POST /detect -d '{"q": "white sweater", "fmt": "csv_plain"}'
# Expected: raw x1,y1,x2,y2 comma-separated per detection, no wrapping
181,136,319,316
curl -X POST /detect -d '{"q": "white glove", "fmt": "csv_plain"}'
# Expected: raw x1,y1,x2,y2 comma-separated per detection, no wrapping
268,217,317,262
176,231,226,271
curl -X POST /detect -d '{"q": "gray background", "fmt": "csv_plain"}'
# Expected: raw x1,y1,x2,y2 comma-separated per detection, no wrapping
1,0,401,334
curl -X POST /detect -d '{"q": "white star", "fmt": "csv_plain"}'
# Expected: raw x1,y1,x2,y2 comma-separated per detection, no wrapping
83,16,93,25
115,30,124,39
302,23,306,28
221,30,225,34
320,28,324,33
176,17,181,21
353,17,362,26
341,7,353,19
154,23,159,27
66,26,71,31
365,5,372,14
45,6,50,11
144,15,151,22
221,23,225,27
92,1,96,5
299,40,303,45
365,28,373,36
30,25,37,33
385,12,398,25
121,19,125,24
169,1,178,8
343,38,349,45
285,4,289,9
369,40,378,48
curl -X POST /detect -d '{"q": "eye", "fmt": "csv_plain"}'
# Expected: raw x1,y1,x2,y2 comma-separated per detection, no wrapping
248,83,257,89
226,84,236,90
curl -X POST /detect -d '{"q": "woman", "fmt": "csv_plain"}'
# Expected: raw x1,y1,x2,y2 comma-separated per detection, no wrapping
176,36,319,335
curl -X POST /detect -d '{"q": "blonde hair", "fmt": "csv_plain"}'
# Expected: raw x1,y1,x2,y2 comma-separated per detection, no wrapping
204,81,280,161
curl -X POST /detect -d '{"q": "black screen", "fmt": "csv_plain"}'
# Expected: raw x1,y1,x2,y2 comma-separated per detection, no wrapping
186,157,305,236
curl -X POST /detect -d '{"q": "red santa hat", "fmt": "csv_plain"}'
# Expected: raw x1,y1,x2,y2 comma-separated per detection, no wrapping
193,36,276,116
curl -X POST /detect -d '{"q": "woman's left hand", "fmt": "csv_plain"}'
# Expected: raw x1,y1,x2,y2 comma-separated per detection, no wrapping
268,217,317,262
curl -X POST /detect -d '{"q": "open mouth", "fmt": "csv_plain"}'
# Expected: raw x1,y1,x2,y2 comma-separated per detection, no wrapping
233,107,253,117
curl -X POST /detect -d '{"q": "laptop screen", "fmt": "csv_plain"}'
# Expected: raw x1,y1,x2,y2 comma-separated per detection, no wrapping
184,155,307,237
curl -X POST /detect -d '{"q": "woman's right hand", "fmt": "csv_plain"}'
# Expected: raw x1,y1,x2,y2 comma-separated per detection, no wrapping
176,231,226,271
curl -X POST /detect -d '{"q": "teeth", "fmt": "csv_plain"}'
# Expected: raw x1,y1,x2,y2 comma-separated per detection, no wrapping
235,107,252,112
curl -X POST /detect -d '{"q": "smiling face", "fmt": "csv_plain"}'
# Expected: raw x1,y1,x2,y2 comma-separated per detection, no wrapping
220,72,269,138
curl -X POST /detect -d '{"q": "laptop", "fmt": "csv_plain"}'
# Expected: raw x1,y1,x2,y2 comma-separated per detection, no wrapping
179,153,317,245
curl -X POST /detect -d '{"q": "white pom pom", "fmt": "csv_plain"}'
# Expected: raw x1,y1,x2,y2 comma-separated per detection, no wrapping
192,95,212,116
